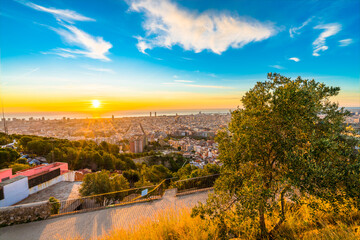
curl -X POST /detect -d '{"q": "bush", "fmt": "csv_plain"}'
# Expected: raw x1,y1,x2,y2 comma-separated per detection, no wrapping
49,197,60,215
9,163,31,174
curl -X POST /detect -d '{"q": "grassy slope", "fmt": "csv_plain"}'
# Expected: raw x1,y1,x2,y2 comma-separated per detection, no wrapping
66,199,360,240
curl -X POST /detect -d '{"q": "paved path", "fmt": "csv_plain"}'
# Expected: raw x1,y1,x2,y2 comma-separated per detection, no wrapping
16,182,81,205
0,189,211,240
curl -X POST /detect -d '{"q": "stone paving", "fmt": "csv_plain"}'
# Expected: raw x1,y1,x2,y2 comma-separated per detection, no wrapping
0,189,211,240
16,181,82,205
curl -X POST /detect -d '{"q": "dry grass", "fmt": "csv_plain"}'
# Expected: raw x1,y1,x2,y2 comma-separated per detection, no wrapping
98,208,218,240
67,199,360,240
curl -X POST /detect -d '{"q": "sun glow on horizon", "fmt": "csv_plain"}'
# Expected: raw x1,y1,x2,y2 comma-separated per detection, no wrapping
92,99,101,108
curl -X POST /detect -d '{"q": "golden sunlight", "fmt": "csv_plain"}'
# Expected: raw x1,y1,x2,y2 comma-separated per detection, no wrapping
92,99,101,108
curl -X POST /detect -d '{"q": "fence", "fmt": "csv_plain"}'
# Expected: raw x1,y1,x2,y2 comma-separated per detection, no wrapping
172,174,220,194
53,180,167,216
46,174,220,216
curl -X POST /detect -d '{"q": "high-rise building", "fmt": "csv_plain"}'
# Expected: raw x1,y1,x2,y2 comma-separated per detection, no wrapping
155,112,157,117
129,123,147,153
150,112,152,117
130,136,146,153
112,115,115,121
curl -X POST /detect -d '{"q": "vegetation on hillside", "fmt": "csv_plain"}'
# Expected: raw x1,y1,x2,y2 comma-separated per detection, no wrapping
192,73,360,239
68,201,360,240
80,170,130,202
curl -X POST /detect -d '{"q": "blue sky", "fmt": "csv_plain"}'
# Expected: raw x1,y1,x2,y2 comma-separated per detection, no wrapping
1,0,359,114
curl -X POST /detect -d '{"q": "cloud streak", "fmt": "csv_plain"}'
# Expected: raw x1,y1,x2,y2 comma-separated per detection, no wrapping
18,0,95,23
289,17,313,38
185,84,233,89
50,24,112,61
128,0,276,54
289,57,300,62
339,39,353,47
312,23,341,56
174,80,193,83
269,65,284,69
85,66,115,73
19,1,111,61
162,80,232,89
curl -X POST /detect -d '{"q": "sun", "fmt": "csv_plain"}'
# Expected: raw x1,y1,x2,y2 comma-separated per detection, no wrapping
92,99,101,108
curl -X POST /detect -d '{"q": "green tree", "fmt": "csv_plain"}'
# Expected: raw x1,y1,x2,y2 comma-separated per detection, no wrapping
0,148,20,168
27,140,52,156
123,169,140,187
144,165,173,183
15,158,28,164
9,163,31,174
175,164,198,179
80,170,129,205
192,73,360,239
18,136,33,150
0,133,11,145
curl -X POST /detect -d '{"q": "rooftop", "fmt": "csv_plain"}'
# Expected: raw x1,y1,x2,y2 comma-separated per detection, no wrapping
0,175,27,187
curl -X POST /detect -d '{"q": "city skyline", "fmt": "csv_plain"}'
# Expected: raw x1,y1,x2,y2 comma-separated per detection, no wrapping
1,0,359,117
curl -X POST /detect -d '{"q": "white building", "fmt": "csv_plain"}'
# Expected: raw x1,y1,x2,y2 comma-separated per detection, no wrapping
0,176,29,207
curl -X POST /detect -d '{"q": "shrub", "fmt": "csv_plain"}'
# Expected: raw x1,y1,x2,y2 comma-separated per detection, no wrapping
49,197,61,215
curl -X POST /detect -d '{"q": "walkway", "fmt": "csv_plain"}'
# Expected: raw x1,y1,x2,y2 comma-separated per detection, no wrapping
0,189,211,240
16,181,81,205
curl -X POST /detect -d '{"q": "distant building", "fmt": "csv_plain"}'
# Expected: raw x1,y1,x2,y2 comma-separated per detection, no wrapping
112,115,115,121
129,123,147,153
130,136,146,153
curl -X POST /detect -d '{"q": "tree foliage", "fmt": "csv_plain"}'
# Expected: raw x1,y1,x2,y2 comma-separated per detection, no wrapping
192,73,360,239
9,163,31,174
0,148,20,168
80,170,130,197
80,170,130,205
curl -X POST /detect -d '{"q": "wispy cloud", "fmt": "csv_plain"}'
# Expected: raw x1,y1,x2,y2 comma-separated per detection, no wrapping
289,17,313,38
20,67,39,77
162,80,232,89
127,0,276,54
174,80,193,83
17,0,95,23
289,57,300,62
49,24,112,61
162,82,180,85
19,1,112,61
185,84,233,89
85,66,115,73
339,38,353,47
208,73,217,78
312,23,341,56
269,65,284,69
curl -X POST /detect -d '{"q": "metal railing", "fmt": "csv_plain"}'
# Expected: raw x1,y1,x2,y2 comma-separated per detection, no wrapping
172,174,220,194
50,174,219,216
53,183,163,216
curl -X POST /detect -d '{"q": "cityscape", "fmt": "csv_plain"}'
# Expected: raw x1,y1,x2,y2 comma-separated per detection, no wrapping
1,0,359,239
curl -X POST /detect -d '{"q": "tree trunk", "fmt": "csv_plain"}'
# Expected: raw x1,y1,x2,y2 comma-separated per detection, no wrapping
259,204,268,239
269,186,290,237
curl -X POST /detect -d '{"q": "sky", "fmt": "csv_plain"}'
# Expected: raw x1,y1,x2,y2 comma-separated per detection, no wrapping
1,0,359,117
